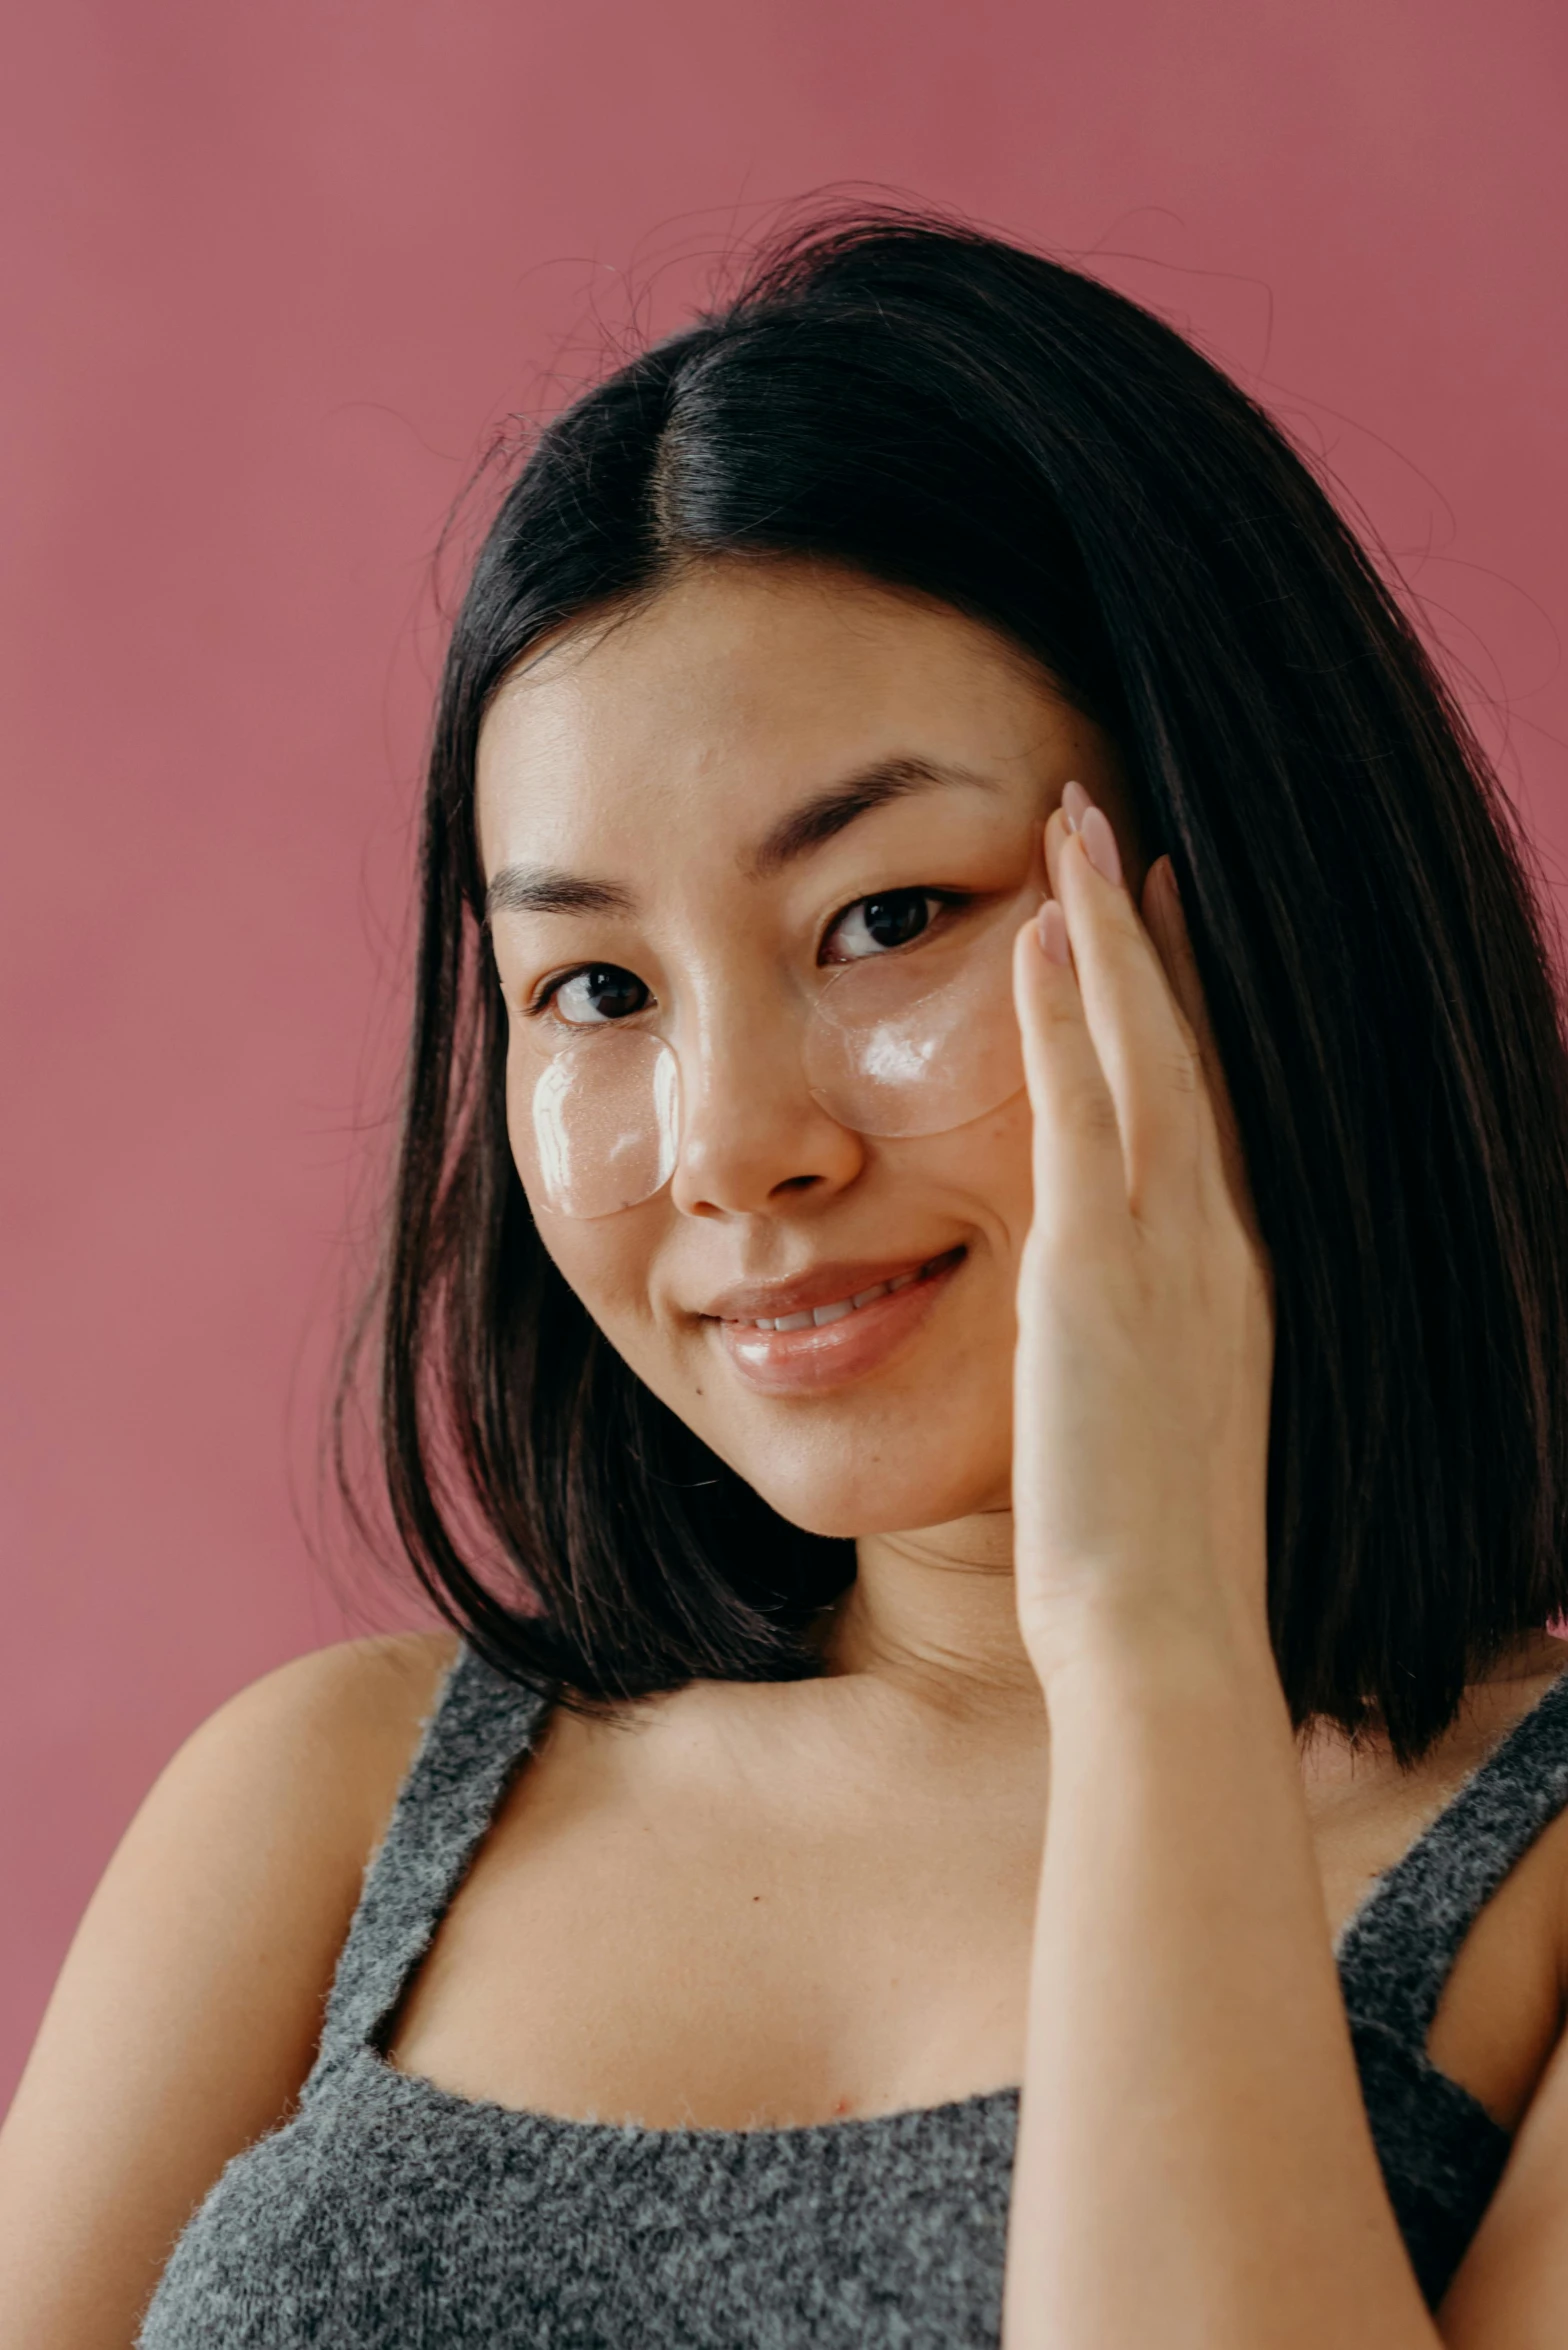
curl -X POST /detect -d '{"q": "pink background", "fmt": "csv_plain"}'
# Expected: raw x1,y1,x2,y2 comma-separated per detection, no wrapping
3,0,1567,2103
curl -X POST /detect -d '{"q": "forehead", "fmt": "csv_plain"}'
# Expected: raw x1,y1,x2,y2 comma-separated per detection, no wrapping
474,561,1073,873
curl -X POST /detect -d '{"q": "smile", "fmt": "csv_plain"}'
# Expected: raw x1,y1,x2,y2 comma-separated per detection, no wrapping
728,1259,959,1334
726,1252,958,1331
709,1247,967,1397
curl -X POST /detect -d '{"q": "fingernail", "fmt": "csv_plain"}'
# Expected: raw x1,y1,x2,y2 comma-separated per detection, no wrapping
1037,899,1071,965
1081,805,1123,889
1061,779,1091,834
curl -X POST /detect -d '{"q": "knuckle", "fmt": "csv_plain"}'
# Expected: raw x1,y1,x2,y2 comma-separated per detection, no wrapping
1065,1087,1120,1144
1033,988,1084,1036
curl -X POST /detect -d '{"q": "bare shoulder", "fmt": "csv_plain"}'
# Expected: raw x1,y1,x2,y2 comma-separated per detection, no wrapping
98,1626,462,1932
0,1628,458,2350
163,1626,461,1843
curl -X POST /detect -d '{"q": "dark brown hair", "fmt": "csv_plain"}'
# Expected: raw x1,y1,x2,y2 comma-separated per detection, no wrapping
341,207,1568,1759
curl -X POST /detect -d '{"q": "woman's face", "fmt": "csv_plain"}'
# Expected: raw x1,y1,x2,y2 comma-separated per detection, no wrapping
476,560,1140,1538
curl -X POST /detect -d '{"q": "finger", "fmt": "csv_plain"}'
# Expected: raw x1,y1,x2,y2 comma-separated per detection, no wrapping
1141,855,1267,1258
1045,804,1218,1224
1012,893,1131,1246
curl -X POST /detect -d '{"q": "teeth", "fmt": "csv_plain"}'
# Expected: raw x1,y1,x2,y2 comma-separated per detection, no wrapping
812,1298,856,1326
735,1258,945,1333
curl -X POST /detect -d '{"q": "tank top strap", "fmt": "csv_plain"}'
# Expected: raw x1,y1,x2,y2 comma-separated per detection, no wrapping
305,1643,551,2092
1336,1663,1568,2047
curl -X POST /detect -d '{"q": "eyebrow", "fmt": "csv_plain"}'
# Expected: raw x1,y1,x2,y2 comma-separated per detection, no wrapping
483,869,635,923
747,755,1001,877
482,755,999,923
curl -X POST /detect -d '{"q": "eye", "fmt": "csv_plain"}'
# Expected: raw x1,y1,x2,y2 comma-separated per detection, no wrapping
822,889,948,963
546,965,652,1025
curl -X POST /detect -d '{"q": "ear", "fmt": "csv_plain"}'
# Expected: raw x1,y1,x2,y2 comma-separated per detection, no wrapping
1140,856,1269,1267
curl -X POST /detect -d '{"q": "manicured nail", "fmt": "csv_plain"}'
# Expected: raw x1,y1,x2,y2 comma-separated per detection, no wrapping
1038,899,1071,965
1061,779,1091,834
1080,804,1123,889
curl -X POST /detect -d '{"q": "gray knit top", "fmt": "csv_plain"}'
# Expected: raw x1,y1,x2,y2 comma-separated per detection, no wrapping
139,1647,1568,2344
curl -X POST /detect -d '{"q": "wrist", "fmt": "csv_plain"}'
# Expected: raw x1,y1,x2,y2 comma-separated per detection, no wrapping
1017,1563,1278,1713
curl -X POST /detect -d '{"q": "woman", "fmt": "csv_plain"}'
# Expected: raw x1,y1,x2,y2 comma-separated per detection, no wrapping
4,208,1568,2347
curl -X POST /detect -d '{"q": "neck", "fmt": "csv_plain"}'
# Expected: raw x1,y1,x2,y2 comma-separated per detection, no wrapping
819,1509,1045,1726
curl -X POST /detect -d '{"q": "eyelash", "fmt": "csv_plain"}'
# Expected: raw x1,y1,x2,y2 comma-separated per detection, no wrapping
522,887,975,1019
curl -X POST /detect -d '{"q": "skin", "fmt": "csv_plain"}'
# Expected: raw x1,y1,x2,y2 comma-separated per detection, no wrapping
3,557,1568,2346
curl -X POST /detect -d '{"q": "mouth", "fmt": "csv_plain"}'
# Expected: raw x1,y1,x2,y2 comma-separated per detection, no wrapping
719,1247,963,1331
705,1246,966,1396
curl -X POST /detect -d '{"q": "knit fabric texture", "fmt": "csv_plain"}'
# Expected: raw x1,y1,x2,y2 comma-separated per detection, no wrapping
138,1647,1568,2345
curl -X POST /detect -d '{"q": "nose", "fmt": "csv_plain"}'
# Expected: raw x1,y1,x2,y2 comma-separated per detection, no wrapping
668,985,865,1219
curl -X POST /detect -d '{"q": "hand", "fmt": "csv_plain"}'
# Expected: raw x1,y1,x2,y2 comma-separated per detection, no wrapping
1009,788,1275,1680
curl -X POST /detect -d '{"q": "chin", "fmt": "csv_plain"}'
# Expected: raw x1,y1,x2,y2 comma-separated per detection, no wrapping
656,1346,1018,1541
735,1440,1011,1544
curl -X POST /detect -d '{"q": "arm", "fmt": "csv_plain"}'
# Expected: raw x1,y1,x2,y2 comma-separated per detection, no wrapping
0,1631,454,2350
1006,1613,1432,2346
1439,1913,1568,2340
1012,1615,1568,2347
1001,806,1454,2347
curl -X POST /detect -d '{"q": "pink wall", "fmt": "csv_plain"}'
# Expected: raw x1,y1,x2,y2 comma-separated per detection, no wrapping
3,0,1566,2102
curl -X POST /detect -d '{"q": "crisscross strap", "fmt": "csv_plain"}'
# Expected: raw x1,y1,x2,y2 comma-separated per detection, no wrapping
1337,1667,1568,2046
305,1645,550,2092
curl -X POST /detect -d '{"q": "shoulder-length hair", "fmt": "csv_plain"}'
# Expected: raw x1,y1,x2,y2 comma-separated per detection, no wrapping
341,207,1568,1759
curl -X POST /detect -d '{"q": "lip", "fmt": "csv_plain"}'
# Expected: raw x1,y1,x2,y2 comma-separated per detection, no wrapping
701,1249,964,1325
706,1246,965,1396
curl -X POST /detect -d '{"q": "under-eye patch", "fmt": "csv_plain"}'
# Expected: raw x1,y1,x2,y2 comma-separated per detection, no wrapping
511,877,1041,1220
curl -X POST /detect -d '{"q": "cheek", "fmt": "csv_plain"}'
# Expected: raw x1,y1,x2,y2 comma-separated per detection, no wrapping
525,1201,662,1347
915,1089,1036,1247
506,1088,666,1343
